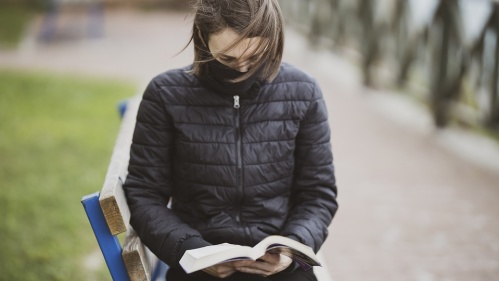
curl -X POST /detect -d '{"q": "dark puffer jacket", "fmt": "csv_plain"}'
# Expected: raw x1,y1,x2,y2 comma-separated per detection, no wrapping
123,63,338,268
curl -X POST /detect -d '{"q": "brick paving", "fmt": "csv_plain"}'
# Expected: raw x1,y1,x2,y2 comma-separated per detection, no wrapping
2,8,499,281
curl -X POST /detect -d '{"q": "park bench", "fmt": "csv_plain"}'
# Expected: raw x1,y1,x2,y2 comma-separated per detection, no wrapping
81,95,167,281
81,95,333,281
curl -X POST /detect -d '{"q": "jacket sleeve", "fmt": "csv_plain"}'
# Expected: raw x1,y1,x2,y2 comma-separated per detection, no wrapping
123,79,211,268
280,81,338,253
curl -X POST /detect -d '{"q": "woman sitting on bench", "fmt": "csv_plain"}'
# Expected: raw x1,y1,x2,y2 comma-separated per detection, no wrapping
123,0,338,280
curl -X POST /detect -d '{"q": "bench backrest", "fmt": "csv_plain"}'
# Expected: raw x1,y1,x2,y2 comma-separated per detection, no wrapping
82,95,166,281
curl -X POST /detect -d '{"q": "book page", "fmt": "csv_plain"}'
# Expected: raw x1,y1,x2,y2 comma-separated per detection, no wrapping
266,245,320,267
188,243,241,259
255,236,321,269
180,236,321,274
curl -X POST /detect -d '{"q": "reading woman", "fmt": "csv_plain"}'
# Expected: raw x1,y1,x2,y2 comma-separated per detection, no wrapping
123,0,338,280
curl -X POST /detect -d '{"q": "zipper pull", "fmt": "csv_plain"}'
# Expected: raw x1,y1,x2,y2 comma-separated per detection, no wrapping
233,95,240,109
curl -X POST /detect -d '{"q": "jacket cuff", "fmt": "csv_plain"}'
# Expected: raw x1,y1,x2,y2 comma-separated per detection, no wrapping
176,236,212,265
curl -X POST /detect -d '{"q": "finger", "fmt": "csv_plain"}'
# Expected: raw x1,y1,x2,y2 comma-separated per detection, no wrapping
203,264,236,278
259,253,281,264
236,260,274,273
236,266,270,277
232,260,256,267
237,254,293,276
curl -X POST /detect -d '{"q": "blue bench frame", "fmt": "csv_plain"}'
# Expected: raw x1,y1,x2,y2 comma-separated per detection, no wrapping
82,192,130,281
82,98,168,280
82,192,168,281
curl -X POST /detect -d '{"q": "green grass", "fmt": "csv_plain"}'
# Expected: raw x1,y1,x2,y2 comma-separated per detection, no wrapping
0,69,136,281
0,4,36,48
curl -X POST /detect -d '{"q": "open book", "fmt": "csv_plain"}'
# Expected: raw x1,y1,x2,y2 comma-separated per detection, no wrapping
179,235,321,274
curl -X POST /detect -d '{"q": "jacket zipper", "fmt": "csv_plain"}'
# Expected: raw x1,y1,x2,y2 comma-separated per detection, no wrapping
233,95,252,244
234,95,240,109
233,95,242,223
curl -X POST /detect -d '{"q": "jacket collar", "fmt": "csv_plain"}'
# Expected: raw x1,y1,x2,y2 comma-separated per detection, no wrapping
195,65,262,101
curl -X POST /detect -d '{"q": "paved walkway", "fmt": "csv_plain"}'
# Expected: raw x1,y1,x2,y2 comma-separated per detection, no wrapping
2,8,499,281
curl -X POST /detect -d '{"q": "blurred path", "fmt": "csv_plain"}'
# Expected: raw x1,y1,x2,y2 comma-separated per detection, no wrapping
0,9,193,86
2,9,499,281
284,34,499,281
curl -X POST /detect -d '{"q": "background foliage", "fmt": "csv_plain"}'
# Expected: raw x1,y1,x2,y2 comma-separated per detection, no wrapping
0,70,135,281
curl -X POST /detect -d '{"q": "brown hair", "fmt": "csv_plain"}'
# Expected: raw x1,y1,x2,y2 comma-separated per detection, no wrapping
188,0,285,82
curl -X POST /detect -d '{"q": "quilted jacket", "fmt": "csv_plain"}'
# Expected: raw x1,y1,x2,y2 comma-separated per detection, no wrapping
123,63,338,268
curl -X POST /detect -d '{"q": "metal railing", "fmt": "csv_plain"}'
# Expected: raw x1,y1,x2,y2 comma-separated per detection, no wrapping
280,0,499,131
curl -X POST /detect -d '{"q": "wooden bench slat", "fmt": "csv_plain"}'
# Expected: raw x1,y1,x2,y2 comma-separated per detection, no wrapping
122,228,157,281
82,192,131,281
99,95,142,235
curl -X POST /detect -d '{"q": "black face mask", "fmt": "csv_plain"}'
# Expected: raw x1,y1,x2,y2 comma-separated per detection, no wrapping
199,59,261,98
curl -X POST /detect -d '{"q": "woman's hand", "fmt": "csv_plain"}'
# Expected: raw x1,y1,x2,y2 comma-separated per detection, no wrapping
202,262,237,278
233,253,293,277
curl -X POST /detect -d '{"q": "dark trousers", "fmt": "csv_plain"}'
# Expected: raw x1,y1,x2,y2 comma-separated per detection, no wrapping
167,268,318,281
